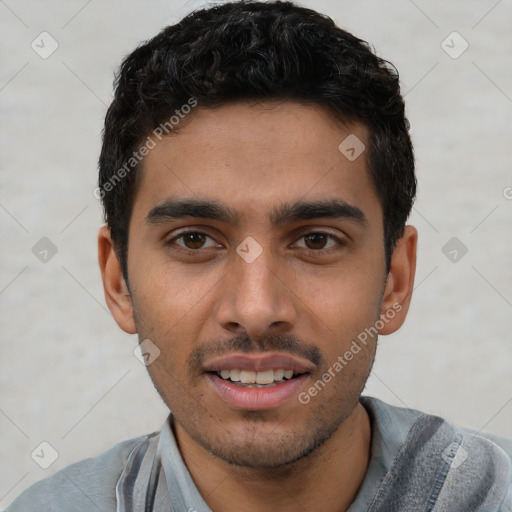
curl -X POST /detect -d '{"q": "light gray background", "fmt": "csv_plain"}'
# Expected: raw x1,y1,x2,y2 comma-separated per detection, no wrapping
1,0,511,507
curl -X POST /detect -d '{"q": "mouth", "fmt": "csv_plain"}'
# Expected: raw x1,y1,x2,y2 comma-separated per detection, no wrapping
210,368,305,388
203,352,313,410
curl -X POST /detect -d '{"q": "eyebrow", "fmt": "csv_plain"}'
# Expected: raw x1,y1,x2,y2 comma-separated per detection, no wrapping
146,197,367,227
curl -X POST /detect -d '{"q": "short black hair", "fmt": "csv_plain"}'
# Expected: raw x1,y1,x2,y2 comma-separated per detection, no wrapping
98,0,416,279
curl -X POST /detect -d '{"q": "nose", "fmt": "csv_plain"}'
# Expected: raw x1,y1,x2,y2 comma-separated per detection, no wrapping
215,247,297,339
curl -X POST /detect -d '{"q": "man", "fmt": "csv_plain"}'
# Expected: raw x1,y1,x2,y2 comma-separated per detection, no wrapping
7,1,512,510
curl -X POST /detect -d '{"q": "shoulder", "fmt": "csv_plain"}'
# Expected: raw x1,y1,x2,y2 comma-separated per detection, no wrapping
362,395,512,458
4,433,157,512
473,429,512,460
464,428,512,512
361,395,512,511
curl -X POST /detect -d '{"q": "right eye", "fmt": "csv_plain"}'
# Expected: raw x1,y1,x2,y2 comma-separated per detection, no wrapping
166,230,222,253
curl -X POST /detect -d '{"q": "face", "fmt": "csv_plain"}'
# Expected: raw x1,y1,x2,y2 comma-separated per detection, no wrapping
99,100,416,469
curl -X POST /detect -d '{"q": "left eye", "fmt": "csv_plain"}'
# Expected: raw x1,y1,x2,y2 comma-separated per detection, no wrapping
294,233,341,251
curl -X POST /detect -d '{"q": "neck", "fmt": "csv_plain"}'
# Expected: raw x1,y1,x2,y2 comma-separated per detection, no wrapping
174,403,372,512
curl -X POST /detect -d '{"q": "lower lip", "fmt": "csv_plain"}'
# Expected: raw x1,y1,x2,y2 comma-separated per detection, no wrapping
206,373,309,411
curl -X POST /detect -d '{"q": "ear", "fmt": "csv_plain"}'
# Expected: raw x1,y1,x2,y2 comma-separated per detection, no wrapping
379,225,418,335
98,226,137,334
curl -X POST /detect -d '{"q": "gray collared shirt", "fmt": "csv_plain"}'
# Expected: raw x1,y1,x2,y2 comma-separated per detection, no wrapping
6,396,512,511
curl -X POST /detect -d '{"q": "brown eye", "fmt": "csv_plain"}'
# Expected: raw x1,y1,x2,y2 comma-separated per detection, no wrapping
293,232,344,253
169,231,219,251
303,233,329,250
181,232,207,249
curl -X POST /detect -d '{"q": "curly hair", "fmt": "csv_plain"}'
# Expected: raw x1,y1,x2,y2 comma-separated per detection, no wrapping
98,0,416,279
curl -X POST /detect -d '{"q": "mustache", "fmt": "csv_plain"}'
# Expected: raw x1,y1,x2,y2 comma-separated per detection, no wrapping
188,333,325,378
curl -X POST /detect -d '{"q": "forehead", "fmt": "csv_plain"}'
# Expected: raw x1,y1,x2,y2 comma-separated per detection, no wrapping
131,101,381,227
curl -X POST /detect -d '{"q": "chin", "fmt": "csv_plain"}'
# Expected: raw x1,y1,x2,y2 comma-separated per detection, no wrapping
186,413,341,469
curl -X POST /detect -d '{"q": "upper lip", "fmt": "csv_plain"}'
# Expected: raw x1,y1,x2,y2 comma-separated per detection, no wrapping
203,352,314,374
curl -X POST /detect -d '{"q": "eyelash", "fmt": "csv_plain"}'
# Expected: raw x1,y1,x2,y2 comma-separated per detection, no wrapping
166,229,346,257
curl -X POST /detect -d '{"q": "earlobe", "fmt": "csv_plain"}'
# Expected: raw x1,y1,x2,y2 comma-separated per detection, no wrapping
379,225,418,335
98,226,137,334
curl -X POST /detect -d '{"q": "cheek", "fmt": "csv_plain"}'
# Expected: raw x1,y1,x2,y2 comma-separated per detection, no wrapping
134,259,217,320
300,270,382,358
304,266,381,322
130,270,208,363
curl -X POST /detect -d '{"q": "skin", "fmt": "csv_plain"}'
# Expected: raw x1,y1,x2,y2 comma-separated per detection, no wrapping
98,100,417,512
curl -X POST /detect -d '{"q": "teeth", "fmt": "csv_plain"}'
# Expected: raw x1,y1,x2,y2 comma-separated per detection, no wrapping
274,369,285,381
255,370,274,385
240,370,256,384
229,369,241,382
216,369,297,384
